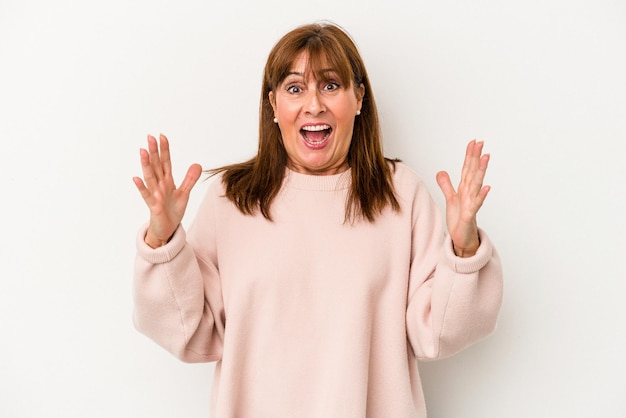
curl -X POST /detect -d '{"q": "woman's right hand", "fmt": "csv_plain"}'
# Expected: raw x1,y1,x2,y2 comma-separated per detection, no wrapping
133,134,202,248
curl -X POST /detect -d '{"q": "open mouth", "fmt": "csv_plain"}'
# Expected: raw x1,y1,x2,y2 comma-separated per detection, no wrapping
300,124,332,147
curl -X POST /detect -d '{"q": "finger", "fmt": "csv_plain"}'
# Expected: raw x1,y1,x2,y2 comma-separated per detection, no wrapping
477,152,490,180
459,139,477,187
132,176,155,206
147,134,164,182
132,176,146,193
463,141,488,196
436,171,456,201
139,147,159,191
159,134,173,180
468,152,489,193
467,156,491,212
478,185,491,201
469,185,491,214
179,163,203,195
475,154,491,201
472,140,485,175
468,140,484,175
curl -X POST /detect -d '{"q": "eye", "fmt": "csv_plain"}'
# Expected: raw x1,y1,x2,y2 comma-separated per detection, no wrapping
323,82,340,91
286,84,302,94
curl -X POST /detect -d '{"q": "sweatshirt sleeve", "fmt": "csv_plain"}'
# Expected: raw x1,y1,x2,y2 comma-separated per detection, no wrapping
405,180,503,361
133,188,225,363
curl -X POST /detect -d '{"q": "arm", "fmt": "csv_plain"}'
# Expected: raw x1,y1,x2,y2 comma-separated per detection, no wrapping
406,140,503,360
132,134,224,362
406,218,503,360
133,223,225,363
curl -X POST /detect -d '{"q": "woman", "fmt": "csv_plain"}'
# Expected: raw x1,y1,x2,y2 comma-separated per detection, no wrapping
132,22,503,418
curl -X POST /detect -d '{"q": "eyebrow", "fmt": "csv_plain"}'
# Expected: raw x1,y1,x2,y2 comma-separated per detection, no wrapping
285,68,337,78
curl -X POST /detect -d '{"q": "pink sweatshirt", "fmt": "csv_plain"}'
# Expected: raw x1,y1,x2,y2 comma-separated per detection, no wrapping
133,162,503,417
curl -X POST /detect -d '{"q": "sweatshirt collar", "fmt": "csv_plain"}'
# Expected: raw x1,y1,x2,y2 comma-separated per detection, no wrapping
283,168,351,191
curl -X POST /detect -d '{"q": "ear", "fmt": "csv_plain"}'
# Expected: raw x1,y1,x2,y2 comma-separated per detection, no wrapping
268,91,277,113
356,83,365,111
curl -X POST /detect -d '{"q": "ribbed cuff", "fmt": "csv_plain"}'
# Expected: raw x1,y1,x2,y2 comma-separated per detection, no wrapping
135,224,187,264
443,228,494,274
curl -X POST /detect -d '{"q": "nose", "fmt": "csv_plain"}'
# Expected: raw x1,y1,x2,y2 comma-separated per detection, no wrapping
304,89,325,116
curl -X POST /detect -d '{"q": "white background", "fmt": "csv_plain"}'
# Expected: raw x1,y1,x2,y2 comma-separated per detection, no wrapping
1,0,625,417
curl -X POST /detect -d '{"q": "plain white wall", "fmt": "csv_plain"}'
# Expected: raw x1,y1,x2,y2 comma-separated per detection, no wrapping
1,0,625,416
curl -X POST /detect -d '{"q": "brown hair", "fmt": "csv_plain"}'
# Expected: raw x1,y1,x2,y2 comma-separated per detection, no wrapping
208,22,400,222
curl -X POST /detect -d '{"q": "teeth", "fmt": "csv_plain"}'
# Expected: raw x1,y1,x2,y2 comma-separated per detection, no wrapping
306,137,327,145
301,125,330,131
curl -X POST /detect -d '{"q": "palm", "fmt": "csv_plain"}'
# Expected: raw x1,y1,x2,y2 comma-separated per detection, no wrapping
436,140,491,257
133,134,202,248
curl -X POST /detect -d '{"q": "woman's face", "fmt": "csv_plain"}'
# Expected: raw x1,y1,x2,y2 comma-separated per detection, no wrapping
269,51,364,175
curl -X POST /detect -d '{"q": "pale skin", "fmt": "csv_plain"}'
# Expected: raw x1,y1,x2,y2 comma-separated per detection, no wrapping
268,52,364,176
437,139,490,257
132,134,202,249
133,134,489,257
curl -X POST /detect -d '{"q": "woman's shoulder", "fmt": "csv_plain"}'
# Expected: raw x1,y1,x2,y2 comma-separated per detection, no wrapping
387,161,439,214
389,160,427,189
195,172,228,206
203,172,226,192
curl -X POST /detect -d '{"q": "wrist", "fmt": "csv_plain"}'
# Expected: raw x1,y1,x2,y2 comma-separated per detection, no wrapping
452,235,481,258
144,229,174,249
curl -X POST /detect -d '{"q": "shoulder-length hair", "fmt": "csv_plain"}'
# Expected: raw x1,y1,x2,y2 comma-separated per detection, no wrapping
208,22,400,222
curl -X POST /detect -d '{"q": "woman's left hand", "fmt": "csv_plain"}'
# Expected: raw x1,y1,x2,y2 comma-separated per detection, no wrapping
436,140,491,258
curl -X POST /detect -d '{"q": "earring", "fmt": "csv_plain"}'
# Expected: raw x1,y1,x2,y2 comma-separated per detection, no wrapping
356,110,361,116
273,117,278,123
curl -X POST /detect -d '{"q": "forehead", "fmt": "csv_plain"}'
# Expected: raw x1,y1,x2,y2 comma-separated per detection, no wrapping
288,51,329,74
284,51,343,84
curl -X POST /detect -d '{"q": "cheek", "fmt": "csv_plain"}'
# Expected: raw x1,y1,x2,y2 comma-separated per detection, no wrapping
275,95,301,117
337,96,359,121
277,107,298,125
337,109,357,132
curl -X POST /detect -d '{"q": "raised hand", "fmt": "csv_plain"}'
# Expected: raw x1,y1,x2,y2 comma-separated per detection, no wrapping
133,134,202,248
436,140,491,258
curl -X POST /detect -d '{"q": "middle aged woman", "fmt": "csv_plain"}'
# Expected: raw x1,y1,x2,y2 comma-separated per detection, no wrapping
132,22,503,418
